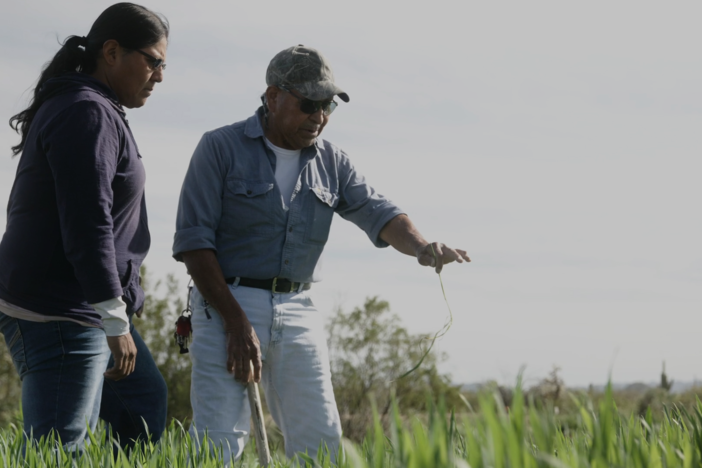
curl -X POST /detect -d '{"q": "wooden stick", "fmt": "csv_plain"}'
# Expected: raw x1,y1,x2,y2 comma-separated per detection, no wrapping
247,369,271,467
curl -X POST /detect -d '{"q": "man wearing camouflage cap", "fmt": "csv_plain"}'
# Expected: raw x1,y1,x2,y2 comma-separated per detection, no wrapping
173,44,470,462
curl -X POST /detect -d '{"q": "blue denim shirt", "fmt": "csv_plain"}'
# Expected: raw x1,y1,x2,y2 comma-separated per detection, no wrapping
173,108,404,283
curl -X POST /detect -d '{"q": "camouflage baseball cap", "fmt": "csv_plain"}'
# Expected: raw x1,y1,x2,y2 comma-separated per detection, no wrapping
266,45,350,103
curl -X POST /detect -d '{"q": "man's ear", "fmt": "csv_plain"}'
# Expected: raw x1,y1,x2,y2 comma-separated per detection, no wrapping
101,39,121,66
265,86,280,113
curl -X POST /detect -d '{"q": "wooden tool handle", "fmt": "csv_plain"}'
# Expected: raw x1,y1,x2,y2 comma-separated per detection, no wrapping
247,371,271,466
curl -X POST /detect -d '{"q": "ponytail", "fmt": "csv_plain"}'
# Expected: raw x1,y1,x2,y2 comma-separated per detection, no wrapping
8,3,169,156
9,35,91,156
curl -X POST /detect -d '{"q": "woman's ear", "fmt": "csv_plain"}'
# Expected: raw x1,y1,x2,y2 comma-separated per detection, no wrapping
100,39,121,66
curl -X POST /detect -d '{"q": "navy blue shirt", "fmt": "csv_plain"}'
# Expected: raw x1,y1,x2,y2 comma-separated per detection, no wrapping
0,73,150,326
173,108,404,283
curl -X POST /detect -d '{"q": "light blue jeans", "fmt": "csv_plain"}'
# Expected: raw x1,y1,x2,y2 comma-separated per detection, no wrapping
188,284,342,463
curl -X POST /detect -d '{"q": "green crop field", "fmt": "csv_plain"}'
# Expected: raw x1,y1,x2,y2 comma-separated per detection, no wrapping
2,384,702,468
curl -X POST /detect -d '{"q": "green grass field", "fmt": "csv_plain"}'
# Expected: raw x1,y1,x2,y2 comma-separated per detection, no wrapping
3,384,702,468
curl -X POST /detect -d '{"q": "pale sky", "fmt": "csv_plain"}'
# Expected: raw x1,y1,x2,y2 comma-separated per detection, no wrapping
1,1,700,387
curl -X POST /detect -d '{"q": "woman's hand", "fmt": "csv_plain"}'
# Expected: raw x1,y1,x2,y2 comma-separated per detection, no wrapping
104,334,137,380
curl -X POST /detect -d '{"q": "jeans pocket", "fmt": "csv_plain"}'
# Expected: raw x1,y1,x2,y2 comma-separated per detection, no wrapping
191,288,213,322
303,292,315,308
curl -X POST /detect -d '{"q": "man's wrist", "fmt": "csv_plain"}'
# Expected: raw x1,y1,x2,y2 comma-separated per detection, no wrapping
222,315,247,332
221,307,248,331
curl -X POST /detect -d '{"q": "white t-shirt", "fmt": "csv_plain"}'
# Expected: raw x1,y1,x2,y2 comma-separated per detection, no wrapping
265,137,301,209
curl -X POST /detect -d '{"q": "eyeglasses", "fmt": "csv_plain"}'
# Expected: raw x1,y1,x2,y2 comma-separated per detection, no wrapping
279,86,337,116
135,49,166,71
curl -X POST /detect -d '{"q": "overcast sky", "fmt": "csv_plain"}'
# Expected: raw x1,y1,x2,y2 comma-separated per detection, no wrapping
1,1,700,387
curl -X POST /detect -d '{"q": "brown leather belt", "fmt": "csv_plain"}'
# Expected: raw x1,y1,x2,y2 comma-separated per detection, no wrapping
225,276,311,293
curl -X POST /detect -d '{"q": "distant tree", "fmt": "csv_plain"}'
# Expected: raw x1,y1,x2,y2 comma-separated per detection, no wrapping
540,366,565,401
660,361,674,392
326,296,461,440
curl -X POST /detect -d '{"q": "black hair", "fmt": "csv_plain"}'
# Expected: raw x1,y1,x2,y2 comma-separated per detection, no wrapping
8,3,169,156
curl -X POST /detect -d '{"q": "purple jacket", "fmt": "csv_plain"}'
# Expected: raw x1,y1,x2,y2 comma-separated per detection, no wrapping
0,73,150,326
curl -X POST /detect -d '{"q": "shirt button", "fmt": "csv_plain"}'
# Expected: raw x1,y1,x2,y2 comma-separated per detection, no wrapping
288,227,293,232
284,260,289,265
246,190,252,195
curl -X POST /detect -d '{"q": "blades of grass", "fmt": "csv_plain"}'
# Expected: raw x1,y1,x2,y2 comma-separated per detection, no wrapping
510,374,525,442
462,415,483,468
479,391,505,468
340,438,368,468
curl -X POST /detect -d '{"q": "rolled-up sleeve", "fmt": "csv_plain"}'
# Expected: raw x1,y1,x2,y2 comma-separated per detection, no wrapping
335,154,405,248
173,133,227,261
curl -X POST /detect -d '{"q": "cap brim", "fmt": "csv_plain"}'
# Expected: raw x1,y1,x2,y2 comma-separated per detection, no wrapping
297,81,350,103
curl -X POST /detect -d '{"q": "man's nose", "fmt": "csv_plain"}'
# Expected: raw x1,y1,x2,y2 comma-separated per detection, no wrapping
308,108,324,124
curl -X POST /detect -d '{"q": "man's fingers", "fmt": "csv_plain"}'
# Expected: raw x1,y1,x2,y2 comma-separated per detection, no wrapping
432,243,444,258
417,244,439,268
226,330,262,383
239,357,251,383
456,249,471,262
252,357,262,383
417,251,433,267
432,243,445,273
227,350,236,374
442,246,463,263
416,242,473,272
231,350,250,382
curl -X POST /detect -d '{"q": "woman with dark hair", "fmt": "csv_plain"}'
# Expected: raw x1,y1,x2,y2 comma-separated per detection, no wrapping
0,3,169,450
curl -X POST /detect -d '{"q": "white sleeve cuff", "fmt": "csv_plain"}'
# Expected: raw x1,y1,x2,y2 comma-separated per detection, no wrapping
91,297,130,337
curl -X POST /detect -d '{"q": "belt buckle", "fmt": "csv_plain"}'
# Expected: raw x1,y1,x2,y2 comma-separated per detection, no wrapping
271,277,295,294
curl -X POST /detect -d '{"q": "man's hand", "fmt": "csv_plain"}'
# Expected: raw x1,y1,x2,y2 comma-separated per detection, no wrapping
225,318,262,383
416,242,471,274
104,334,137,380
379,215,471,273
181,248,263,384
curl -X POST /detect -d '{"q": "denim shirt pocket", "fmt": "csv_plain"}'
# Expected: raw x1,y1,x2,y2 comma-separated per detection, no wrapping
305,185,339,244
223,179,276,236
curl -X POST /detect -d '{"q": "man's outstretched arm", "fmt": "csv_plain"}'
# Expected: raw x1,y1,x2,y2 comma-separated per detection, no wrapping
379,214,470,273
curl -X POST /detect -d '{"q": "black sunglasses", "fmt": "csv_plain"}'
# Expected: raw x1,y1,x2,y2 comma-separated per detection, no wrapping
135,49,166,71
279,86,337,116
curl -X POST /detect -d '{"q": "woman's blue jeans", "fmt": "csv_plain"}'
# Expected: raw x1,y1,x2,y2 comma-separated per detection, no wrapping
0,312,167,451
